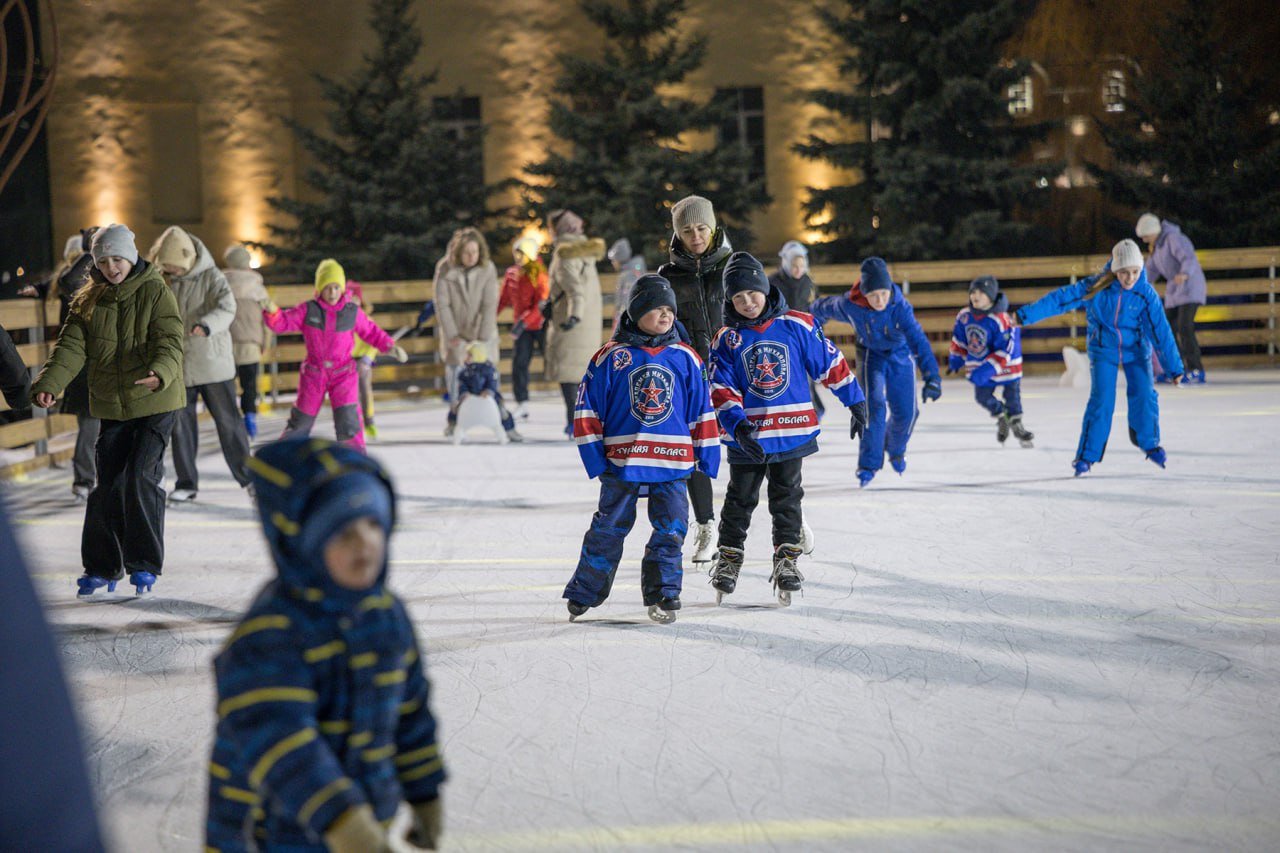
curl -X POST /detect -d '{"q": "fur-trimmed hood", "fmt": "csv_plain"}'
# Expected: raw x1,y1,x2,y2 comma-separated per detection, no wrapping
554,236,606,261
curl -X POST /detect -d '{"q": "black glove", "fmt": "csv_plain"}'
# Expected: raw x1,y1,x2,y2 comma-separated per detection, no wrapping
849,400,868,440
80,226,98,252
921,377,942,404
734,420,766,464
539,299,555,321
559,315,580,332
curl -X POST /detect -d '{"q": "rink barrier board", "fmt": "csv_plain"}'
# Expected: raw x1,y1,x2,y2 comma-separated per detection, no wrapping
1,248,1275,477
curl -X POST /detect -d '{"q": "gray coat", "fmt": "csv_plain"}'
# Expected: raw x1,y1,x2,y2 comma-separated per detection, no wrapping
169,235,237,387
546,235,606,384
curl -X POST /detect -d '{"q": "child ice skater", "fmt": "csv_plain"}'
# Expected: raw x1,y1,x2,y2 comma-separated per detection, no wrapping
1015,239,1184,476
264,259,406,451
811,256,942,487
948,275,1034,447
563,274,719,624
707,253,866,606
206,439,444,852
445,341,523,442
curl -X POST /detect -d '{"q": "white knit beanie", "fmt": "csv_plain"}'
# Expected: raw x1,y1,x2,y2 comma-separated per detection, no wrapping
91,224,139,265
1111,238,1144,272
671,195,716,233
223,244,252,270
1135,213,1161,238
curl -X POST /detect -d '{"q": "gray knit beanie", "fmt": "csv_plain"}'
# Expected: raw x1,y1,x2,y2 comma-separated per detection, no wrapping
91,224,139,265
224,244,253,270
671,195,716,233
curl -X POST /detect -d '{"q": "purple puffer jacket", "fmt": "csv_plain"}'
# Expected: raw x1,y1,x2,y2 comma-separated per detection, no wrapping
1145,221,1206,308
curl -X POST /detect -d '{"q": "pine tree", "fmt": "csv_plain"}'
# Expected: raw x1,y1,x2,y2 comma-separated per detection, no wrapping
255,0,491,281
1090,1,1280,248
523,0,770,258
796,0,1051,261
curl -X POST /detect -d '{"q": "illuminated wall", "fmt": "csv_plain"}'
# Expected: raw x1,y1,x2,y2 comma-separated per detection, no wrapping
43,0,858,267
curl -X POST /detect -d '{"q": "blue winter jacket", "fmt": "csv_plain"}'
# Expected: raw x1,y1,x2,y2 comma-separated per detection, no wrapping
206,441,444,851
1016,267,1184,371
811,283,941,379
458,361,501,397
710,286,864,463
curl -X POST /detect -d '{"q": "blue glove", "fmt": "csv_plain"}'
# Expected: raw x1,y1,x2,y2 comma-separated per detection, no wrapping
849,401,868,440
946,355,964,375
968,363,996,386
1013,308,1027,326
734,420,766,464
921,377,942,404
415,300,436,328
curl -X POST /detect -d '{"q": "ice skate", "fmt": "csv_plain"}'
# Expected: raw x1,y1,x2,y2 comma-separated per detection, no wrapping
1145,446,1167,469
856,468,875,488
566,600,589,622
647,596,680,624
799,515,816,555
890,456,906,475
243,412,258,439
690,520,716,565
130,571,156,595
168,488,197,503
505,428,524,443
770,544,804,607
443,423,455,439
364,421,379,441
72,483,92,501
1073,459,1092,477
1186,369,1206,384
996,412,1010,444
1010,416,1034,448
708,546,744,604
515,402,529,420
77,574,117,596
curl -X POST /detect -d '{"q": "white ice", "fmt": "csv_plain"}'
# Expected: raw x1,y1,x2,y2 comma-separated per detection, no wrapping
11,371,1280,851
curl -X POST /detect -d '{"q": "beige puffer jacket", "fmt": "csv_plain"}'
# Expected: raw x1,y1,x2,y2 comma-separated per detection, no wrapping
545,235,606,384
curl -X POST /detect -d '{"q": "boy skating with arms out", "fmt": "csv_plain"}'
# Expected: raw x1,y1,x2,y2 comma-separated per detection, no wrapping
563,275,720,624
947,275,1034,447
707,253,867,606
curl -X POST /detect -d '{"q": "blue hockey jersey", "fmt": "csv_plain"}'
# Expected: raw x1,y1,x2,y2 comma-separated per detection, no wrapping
710,288,864,461
948,295,1022,385
1017,266,1183,370
573,337,720,483
811,282,941,379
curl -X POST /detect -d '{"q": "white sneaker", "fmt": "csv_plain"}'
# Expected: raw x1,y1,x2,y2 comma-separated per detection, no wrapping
169,488,197,503
515,402,529,420
691,520,716,564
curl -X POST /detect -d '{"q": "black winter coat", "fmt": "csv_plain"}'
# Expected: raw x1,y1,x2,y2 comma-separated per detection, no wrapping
656,229,734,359
0,323,30,411
769,270,816,312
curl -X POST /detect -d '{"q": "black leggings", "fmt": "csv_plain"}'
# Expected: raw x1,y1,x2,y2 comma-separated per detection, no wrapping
717,458,803,549
560,383,577,428
1165,305,1203,372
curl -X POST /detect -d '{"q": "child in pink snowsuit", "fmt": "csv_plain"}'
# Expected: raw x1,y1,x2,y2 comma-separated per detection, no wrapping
263,259,405,451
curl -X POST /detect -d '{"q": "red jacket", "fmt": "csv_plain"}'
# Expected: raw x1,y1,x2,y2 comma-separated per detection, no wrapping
499,261,549,332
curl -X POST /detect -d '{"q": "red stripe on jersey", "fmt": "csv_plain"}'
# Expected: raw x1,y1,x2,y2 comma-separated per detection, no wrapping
573,416,603,438
691,417,720,440
822,359,852,386
711,387,743,408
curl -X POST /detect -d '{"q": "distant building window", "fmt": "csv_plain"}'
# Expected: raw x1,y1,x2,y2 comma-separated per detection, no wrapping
1103,70,1126,113
715,87,766,183
433,95,484,185
1007,76,1033,116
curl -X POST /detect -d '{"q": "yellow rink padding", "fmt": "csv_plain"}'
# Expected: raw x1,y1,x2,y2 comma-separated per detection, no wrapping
449,812,1280,850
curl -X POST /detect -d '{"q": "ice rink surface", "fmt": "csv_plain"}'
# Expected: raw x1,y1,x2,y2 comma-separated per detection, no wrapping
9,371,1280,852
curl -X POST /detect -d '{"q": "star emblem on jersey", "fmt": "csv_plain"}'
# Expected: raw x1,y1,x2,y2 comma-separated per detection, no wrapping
966,325,990,357
628,364,676,425
741,341,790,400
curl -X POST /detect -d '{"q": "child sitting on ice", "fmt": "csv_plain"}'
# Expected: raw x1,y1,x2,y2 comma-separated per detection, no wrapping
706,252,866,606
205,439,444,852
1015,239,1183,476
562,274,719,624
263,259,406,451
947,275,1034,447
445,341,523,442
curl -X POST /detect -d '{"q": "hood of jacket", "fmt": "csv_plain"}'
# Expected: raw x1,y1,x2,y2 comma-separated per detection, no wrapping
724,283,790,328
248,439,398,613
611,310,682,348
970,292,1009,318
554,235,607,262
1154,220,1183,248
846,280,905,310
172,232,216,282
666,228,733,273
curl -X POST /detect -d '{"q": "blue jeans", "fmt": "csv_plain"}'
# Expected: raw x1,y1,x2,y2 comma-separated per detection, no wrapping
1077,359,1160,464
857,348,919,471
974,379,1022,417
564,475,688,607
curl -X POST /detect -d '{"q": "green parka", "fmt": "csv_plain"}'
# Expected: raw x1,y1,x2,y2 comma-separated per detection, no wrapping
31,259,186,420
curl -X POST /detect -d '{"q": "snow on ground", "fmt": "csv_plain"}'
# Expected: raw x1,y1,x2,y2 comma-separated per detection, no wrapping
9,371,1280,852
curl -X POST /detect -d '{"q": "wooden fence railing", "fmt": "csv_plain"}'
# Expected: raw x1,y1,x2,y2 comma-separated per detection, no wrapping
3,246,1276,477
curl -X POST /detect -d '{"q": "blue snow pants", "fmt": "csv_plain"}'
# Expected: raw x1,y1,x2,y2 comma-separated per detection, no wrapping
857,348,919,472
975,380,1023,418
563,474,689,608
1077,357,1161,464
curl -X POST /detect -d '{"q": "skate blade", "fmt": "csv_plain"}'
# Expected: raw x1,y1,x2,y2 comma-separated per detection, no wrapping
647,605,677,624
1019,440,1034,448
715,590,725,606
777,590,792,607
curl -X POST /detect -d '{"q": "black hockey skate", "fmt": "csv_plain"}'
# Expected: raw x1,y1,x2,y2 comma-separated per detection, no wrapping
708,546,744,605
770,544,805,607
996,412,1011,444
1009,415,1034,448
566,600,589,622
647,596,681,624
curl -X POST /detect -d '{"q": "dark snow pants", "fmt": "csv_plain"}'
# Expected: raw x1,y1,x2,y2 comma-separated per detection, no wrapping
83,411,176,578
172,380,252,491
717,457,804,550
563,474,689,608
1165,304,1203,372
974,379,1023,418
